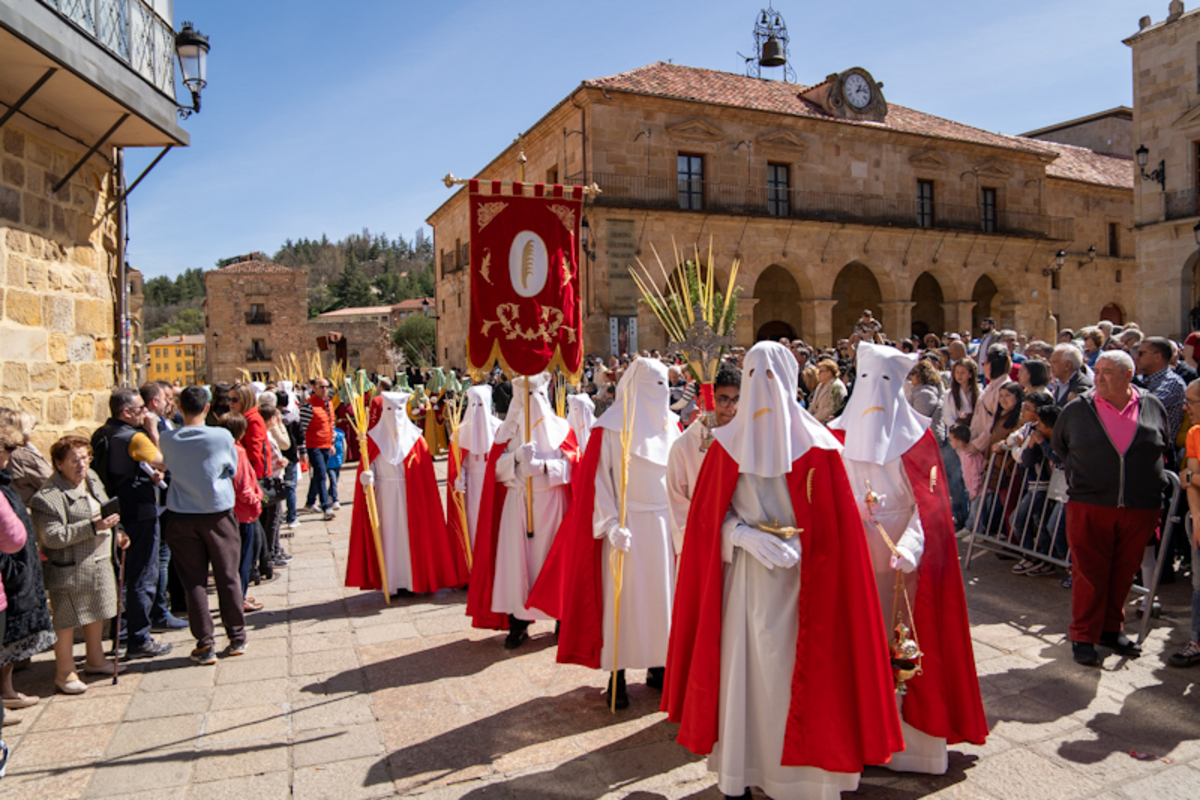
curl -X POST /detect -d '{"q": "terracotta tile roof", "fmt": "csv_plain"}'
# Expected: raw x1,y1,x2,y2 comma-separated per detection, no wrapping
585,62,1058,157
214,259,301,275
315,305,394,319
148,334,205,346
1041,143,1134,190
391,297,433,311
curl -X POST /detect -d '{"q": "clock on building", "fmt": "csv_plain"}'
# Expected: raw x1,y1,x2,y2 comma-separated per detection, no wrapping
843,72,872,109
801,67,887,122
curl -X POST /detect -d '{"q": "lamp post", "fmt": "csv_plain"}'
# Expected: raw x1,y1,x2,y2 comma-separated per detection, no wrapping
1135,145,1165,191
1042,249,1066,277
175,22,210,119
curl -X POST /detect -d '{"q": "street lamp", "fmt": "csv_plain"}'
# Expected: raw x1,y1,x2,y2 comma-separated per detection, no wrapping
580,217,596,261
1042,249,1067,277
1135,144,1165,191
175,22,210,119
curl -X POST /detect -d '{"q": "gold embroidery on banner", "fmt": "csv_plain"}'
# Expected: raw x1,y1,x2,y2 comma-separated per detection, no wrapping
521,240,536,290
560,255,573,288
548,204,576,232
480,249,493,284
480,303,578,346
476,202,508,232
807,469,815,503
929,466,938,493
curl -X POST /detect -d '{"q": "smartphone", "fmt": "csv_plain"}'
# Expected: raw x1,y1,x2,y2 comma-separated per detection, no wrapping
99,497,120,519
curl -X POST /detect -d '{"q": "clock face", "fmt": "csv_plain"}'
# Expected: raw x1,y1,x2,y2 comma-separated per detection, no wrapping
844,73,872,109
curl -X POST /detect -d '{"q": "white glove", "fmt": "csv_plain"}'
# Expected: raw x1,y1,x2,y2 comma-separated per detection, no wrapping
359,470,374,487
453,474,465,494
516,442,537,465
890,545,918,574
515,457,546,481
605,526,632,553
729,524,800,570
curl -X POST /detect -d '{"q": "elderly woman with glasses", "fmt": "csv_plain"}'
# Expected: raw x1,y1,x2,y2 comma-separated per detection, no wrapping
29,436,128,694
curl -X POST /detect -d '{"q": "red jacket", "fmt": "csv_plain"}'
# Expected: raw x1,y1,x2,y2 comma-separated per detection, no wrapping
242,405,268,479
232,443,262,524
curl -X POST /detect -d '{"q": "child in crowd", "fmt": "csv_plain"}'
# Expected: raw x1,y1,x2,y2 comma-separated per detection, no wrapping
1005,393,1057,575
218,413,264,613
950,422,984,534
326,427,345,511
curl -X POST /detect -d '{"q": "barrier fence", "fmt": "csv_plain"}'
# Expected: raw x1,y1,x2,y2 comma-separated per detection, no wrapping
959,448,1183,645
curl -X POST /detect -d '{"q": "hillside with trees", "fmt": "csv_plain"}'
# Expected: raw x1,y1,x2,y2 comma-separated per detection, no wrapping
142,227,437,341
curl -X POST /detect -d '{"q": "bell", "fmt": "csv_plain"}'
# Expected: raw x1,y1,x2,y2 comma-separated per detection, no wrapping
760,37,786,68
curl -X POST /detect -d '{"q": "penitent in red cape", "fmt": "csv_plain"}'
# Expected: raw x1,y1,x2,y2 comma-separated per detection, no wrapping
466,432,580,631
661,442,904,774
345,397,469,594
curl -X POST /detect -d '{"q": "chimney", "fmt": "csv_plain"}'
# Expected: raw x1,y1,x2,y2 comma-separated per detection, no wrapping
1168,1,1184,23
1140,15,1152,29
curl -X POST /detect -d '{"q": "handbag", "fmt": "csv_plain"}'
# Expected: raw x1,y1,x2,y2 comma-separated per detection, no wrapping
258,477,284,506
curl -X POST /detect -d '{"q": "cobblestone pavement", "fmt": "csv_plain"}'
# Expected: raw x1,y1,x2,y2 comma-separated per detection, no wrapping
2,462,1198,799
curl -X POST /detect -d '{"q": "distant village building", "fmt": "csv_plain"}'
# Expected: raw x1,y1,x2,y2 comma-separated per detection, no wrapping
204,254,401,383
0,1,190,450
428,61,1134,360
147,334,204,385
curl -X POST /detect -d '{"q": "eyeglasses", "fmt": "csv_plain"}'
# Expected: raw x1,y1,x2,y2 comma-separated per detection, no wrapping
715,395,740,408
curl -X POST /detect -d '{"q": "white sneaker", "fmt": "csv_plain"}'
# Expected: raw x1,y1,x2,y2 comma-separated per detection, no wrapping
323,510,336,521
331,502,341,511
301,505,319,515
287,520,301,530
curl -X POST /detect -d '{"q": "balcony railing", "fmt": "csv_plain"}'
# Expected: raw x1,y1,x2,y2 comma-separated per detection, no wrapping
245,349,273,363
573,172,1073,241
245,311,272,325
1165,189,1200,221
37,0,176,96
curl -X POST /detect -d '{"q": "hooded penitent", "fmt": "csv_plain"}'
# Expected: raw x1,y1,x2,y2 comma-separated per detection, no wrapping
828,342,930,464
593,358,680,466
457,385,500,455
370,391,422,465
495,373,570,450
566,394,596,452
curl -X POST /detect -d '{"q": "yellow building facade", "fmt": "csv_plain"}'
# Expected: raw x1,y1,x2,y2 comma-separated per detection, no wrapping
147,334,204,386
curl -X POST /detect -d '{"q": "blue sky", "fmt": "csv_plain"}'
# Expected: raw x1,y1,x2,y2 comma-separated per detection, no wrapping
127,0,1146,279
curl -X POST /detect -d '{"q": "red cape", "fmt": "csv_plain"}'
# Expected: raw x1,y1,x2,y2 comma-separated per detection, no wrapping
661,443,904,773
446,437,473,572
524,429,606,667
896,431,990,745
466,432,580,630
345,415,468,594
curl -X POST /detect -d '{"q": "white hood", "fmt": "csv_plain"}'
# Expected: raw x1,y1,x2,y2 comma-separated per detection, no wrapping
277,380,300,424
457,384,500,455
566,394,596,452
713,341,839,477
495,373,571,451
829,341,930,464
595,358,680,466
369,391,422,466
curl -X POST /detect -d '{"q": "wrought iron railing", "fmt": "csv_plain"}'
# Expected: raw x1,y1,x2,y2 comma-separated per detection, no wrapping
245,312,272,325
37,0,176,97
1165,189,1200,221
246,348,273,363
571,172,1074,241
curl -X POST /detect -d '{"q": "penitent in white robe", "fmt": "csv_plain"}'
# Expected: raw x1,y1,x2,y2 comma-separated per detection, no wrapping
711,473,860,800
460,448,489,550
841,456,947,776
490,438,572,622
373,455,414,595
593,429,675,671
666,420,707,558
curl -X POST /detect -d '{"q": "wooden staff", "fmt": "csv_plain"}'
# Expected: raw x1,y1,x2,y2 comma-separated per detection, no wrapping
448,402,473,571
609,383,635,713
524,378,534,536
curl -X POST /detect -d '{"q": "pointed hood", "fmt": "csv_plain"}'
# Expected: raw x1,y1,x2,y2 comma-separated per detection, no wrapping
713,341,839,477
828,342,930,464
369,391,423,465
566,394,597,452
495,372,571,451
595,358,680,466
458,384,500,455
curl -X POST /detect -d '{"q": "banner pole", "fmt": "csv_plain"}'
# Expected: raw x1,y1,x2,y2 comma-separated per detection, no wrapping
524,379,534,537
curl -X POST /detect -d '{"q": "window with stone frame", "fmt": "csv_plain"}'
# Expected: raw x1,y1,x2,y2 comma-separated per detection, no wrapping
767,163,790,217
1108,222,1120,257
460,240,469,268
678,154,704,211
917,179,935,228
981,187,997,233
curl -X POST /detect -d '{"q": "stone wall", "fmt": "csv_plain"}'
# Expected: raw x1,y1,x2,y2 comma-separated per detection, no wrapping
0,119,119,453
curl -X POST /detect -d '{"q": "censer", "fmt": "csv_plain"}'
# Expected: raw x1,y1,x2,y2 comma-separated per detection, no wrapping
864,482,923,693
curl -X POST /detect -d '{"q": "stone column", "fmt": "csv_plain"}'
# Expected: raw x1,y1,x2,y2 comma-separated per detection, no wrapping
999,301,1022,334
879,300,917,341
941,301,977,337
736,297,760,348
798,299,839,347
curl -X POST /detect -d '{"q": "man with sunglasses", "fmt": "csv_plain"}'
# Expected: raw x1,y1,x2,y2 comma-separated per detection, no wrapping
298,380,337,521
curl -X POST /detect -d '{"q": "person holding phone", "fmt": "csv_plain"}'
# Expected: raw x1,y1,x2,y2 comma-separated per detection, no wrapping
29,436,129,694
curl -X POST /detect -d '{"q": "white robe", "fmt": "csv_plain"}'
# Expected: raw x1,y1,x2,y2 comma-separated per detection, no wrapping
593,429,675,671
490,437,572,621
460,448,489,549
373,455,414,595
711,473,860,800
666,421,707,557
841,456,947,776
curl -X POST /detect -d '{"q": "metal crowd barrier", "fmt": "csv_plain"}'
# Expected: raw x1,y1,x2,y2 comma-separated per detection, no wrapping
959,449,1184,646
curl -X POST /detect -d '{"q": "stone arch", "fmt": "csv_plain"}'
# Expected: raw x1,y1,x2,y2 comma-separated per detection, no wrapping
911,272,945,340
752,264,802,342
832,261,883,339
971,275,1001,334
1099,303,1124,325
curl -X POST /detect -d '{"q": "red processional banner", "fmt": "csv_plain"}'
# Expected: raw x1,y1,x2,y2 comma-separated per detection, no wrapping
467,180,584,381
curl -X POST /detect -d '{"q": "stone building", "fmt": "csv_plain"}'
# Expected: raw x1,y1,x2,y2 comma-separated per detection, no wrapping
1125,1,1200,336
147,332,203,385
0,1,190,451
427,61,1134,361
204,254,397,384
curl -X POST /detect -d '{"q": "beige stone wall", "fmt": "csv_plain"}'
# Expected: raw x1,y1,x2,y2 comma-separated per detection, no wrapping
205,268,310,384
1028,114,1133,157
1127,9,1200,337
0,120,119,453
431,84,1134,361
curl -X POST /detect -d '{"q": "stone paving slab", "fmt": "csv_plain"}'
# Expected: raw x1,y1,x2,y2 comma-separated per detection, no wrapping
1,460,1197,798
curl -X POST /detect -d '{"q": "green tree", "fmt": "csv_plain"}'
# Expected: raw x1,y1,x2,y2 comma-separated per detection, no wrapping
330,254,374,309
392,313,436,367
